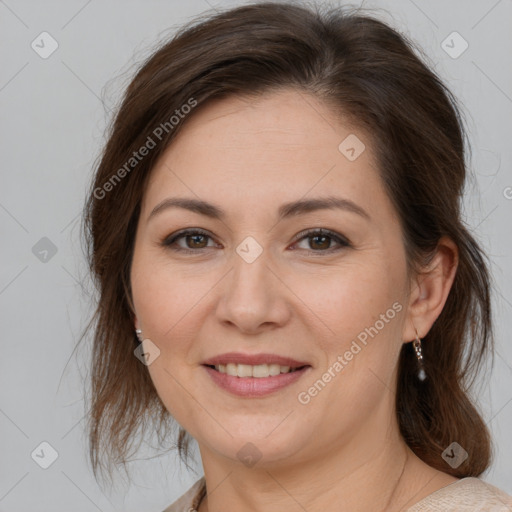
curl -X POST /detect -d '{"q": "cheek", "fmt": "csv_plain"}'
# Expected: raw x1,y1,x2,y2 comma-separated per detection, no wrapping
133,251,404,352
295,262,406,407
297,264,405,421
131,260,204,419
131,252,208,341
293,261,402,342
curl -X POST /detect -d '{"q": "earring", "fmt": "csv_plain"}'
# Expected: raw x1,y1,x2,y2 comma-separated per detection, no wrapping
412,330,427,381
135,329,143,343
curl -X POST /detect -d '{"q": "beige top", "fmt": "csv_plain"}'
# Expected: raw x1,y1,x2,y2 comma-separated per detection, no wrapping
162,476,512,511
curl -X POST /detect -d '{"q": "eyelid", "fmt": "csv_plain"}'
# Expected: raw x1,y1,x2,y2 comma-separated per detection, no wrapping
162,228,218,251
291,228,350,247
161,227,351,254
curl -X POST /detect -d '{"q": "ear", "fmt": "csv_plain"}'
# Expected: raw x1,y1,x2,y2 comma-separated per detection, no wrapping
402,236,459,342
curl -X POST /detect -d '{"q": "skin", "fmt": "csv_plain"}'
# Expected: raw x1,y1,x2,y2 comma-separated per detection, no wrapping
130,88,459,511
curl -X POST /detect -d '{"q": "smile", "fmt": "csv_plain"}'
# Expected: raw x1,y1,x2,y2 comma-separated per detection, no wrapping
202,363,311,397
209,363,305,377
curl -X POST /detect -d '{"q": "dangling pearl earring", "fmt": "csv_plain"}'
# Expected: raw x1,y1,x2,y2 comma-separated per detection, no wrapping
135,329,143,343
412,329,427,381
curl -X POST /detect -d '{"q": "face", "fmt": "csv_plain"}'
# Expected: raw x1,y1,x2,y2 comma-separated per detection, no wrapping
130,88,413,468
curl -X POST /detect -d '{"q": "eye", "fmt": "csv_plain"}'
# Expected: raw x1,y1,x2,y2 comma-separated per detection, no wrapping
161,228,218,253
291,228,351,254
160,227,351,255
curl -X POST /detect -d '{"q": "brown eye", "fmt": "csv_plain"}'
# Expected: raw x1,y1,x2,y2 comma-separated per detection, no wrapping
185,233,209,249
161,227,350,255
293,228,351,253
308,234,331,250
161,229,217,253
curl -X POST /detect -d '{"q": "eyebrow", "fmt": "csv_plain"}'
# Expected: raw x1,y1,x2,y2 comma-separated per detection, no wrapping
147,195,371,223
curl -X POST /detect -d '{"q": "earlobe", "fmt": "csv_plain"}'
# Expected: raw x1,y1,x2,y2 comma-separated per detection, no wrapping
402,236,459,343
133,315,145,342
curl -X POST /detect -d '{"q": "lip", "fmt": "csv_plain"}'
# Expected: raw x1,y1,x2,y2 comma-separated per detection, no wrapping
203,365,311,397
202,352,310,367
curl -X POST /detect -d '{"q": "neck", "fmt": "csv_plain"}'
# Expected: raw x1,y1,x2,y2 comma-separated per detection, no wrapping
197,423,423,512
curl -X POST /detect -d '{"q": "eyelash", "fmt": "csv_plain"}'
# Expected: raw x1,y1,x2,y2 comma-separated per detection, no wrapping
160,228,351,256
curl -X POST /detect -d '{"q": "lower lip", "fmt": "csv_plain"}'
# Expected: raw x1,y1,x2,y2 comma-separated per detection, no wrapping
203,365,311,397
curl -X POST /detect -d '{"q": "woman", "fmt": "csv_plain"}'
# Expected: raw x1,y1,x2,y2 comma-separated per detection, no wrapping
82,2,512,510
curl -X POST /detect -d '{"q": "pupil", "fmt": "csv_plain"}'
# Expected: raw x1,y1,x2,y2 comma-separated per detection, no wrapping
311,235,329,250
189,235,206,248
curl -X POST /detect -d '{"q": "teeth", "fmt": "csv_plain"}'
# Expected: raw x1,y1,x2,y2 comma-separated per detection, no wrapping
214,363,298,377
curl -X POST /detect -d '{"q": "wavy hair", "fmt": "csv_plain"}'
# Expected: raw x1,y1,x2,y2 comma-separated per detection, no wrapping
81,1,494,487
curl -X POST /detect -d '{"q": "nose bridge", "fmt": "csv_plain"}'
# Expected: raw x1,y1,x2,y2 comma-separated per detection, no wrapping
230,235,274,304
216,234,289,331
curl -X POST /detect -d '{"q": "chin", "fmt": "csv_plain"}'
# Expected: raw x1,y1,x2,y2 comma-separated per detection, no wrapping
195,417,316,468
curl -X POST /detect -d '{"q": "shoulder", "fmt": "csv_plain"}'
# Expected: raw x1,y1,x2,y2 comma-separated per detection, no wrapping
161,477,206,512
406,477,512,511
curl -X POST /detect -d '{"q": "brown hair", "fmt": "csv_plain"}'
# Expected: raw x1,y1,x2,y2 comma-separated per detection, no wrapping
81,0,494,487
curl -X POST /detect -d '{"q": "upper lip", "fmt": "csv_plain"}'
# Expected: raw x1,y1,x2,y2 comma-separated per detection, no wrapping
202,352,310,368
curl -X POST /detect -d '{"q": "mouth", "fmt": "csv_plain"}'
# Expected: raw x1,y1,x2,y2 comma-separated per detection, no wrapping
201,353,312,397
204,363,308,377
202,363,313,398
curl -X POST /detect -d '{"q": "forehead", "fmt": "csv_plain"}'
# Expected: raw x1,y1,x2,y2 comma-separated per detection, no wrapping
141,89,390,224
167,89,366,160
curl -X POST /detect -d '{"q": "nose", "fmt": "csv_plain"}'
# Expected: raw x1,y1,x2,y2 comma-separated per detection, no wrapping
215,243,292,335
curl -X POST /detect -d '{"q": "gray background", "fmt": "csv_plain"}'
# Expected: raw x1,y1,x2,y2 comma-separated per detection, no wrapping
1,0,511,510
